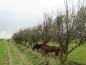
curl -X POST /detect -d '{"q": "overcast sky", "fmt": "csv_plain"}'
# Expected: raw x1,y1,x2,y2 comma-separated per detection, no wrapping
0,0,85,39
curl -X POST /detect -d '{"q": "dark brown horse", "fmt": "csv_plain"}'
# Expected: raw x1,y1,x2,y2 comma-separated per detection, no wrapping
41,45,60,56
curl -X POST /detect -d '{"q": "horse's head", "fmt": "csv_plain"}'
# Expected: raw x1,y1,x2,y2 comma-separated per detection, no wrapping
32,44,43,51
32,44,38,51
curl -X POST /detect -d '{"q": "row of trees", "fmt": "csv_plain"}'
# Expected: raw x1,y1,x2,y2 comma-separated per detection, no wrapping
12,1,86,65
12,16,53,46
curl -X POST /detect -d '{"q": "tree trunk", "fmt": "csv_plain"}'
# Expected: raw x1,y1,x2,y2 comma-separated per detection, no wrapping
59,42,68,65
59,54,67,65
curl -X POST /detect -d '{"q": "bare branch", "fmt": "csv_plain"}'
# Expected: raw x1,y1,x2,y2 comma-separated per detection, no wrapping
67,39,84,55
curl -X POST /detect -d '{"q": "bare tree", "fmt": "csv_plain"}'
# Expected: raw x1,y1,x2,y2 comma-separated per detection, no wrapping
54,0,86,65
41,14,53,44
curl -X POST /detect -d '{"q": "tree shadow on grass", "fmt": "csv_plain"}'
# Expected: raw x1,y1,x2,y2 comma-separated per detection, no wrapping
67,61,86,65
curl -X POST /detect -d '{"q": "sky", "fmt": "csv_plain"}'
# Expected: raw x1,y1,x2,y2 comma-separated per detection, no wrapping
0,0,85,39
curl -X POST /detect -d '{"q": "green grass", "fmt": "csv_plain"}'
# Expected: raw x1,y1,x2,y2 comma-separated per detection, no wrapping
48,41,86,64
68,44,86,64
15,43,61,65
0,41,86,65
9,43,21,65
0,41,9,65
15,44,43,65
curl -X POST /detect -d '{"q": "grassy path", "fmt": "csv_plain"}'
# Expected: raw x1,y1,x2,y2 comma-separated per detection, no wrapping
8,42,32,65
11,43,32,65
8,43,13,65
0,41,43,65
0,41,32,65
0,41,9,65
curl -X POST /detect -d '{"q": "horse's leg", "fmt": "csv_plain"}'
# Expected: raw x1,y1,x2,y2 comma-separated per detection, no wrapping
55,52,58,56
43,50,47,56
45,52,48,57
55,52,58,59
44,51,47,56
58,51,60,59
42,49,45,56
55,51,60,59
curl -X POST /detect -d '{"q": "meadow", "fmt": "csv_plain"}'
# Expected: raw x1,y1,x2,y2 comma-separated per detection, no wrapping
0,40,86,65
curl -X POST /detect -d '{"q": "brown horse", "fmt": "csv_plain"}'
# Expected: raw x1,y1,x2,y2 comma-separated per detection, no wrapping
41,45,60,56
32,44,60,56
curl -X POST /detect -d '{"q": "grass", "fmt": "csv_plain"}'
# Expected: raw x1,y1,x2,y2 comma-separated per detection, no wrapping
0,41,86,65
68,44,86,64
9,43,21,65
15,44,43,65
0,41,9,65
48,41,86,64
15,43,61,65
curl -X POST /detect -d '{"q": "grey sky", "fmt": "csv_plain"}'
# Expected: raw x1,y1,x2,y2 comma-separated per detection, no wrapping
0,0,85,39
